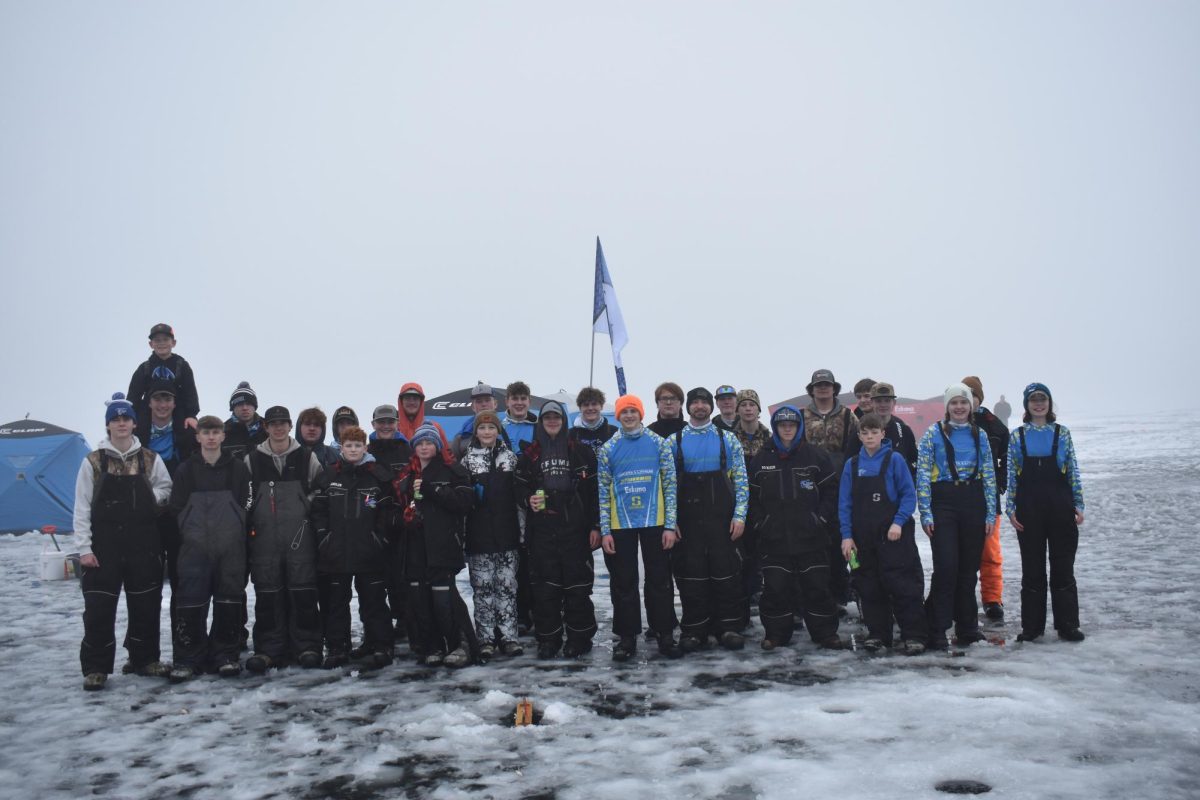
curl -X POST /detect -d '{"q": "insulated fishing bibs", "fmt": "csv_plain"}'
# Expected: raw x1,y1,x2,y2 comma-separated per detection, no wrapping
674,429,734,527
91,450,161,557
80,450,164,675
176,470,247,606
1017,425,1072,522
1014,423,1080,636
851,451,900,552
248,448,316,587
931,424,986,517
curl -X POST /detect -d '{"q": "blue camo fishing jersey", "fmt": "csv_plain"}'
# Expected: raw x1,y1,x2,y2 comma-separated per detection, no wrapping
671,423,750,521
597,427,677,535
916,422,997,526
1005,422,1085,515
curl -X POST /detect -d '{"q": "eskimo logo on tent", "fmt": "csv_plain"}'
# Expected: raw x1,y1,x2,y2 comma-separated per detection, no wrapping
152,365,177,381
432,402,473,411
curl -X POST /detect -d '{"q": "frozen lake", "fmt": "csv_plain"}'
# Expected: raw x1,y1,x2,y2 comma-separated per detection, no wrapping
1,415,1197,799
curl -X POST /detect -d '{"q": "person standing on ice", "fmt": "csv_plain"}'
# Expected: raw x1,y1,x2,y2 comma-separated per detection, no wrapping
167,415,252,681
962,376,1010,623
868,382,918,480
1007,383,1086,643
516,401,601,659
917,384,997,649
993,395,1013,429
310,425,398,670
747,406,844,650
670,387,750,652
395,423,478,667
838,413,928,654
460,410,523,661
712,384,739,432
802,369,860,610
243,406,325,673
596,394,682,661
75,392,173,691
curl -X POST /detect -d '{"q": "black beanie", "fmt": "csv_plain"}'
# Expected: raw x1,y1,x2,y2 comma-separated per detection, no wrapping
686,387,714,411
229,381,258,411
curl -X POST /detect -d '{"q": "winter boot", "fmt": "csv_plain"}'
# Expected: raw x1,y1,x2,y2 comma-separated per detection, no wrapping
817,635,845,650
83,673,107,691
443,647,470,668
322,653,349,670
984,603,1005,621
902,640,926,656
678,635,704,653
1058,628,1086,642
612,636,637,662
135,661,171,678
657,634,684,659
298,651,322,669
862,638,885,653
217,661,242,678
562,640,593,659
956,630,986,646
537,641,561,660
246,653,275,674
500,640,524,657
169,665,196,683
719,631,745,651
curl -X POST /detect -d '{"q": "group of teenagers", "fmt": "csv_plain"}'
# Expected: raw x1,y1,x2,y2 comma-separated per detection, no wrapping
70,324,1087,691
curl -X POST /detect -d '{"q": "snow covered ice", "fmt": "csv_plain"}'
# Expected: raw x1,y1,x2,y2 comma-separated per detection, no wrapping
1,415,1197,799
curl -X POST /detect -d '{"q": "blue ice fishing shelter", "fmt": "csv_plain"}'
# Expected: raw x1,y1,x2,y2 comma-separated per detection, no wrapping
0,419,91,534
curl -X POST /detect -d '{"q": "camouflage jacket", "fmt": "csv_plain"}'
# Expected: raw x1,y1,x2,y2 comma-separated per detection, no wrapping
802,403,860,468
733,422,772,464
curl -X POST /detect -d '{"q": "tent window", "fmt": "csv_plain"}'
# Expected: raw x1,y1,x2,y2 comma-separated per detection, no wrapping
5,456,35,468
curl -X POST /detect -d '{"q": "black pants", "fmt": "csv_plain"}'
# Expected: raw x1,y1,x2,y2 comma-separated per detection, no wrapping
529,532,596,647
318,572,393,655
1016,513,1080,636
406,572,478,659
250,554,321,660
854,521,928,645
760,549,839,644
925,483,987,638
673,516,745,639
173,545,246,669
603,527,676,638
80,549,163,675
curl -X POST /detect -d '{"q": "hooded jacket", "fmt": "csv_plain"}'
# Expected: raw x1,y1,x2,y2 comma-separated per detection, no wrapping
516,407,600,536
128,352,200,427
73,436,173,556
802,400,861,469
746,406,838,553
837,439,917,540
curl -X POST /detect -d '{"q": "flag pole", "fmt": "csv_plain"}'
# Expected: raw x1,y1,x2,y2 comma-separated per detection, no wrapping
589,331,596,388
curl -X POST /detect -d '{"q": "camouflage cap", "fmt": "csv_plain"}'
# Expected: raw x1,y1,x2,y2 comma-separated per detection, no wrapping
806,369,841,395
736,389,761,410
870,382,897,399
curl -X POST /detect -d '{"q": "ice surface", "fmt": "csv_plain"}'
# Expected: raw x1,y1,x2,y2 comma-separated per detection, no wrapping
1,415,1197,799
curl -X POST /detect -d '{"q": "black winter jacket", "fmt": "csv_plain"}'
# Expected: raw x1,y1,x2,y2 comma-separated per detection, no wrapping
461,443,521,555
311,458,397,574
396,457,473,575
569,421,618,455
747,439,839,554
515,436,600,536
882,416,919,480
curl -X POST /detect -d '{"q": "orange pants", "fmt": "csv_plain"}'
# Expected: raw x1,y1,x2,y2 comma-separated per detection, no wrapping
979,515,1003,605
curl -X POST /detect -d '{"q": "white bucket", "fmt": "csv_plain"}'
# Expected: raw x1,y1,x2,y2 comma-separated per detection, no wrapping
39,548,80,581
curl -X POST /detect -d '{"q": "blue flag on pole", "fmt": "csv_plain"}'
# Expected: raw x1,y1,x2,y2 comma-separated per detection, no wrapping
592,237,628,396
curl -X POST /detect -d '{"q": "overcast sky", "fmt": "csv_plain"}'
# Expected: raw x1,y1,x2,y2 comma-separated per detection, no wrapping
2,2,1196,439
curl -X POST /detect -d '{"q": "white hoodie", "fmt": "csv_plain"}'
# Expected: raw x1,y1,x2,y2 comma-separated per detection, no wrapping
72,436,172,556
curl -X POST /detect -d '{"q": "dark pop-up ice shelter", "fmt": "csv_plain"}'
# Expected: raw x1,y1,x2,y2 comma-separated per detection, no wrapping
0,419,90,534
